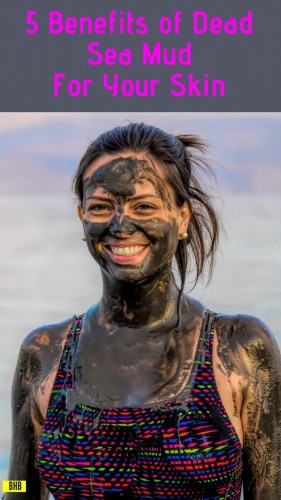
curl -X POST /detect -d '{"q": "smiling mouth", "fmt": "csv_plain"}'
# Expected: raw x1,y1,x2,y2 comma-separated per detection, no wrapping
109,245,146,256
104,244,149,262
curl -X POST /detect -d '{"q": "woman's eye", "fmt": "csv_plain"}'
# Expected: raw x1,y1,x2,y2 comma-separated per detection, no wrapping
135,203,155,210
88,204,112,213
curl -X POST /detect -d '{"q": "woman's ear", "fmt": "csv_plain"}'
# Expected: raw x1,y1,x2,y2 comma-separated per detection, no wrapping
179,200,193,234
77,204,84,222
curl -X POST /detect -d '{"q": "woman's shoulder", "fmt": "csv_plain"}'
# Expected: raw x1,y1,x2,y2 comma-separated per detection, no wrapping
17,315,77,384
182,295,276,350
213,312,280,375
214,312,276,346
181,295,277,354
13,316,77,406
22,315,76,351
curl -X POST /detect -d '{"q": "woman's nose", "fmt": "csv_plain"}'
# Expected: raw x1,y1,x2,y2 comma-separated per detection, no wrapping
109,214,136,235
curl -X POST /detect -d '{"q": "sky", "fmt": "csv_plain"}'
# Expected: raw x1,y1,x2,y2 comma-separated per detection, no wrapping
0,112,280,482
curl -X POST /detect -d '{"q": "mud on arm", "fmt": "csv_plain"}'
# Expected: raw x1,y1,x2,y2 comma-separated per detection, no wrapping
241,317,281,499
4,340,49,499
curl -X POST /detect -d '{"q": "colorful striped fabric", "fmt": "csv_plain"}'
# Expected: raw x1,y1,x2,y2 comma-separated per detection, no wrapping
37,310,243,499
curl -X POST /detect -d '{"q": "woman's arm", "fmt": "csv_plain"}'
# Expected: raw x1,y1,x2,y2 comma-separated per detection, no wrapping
241,316,281,499
5,337,49,499
5,318,73,499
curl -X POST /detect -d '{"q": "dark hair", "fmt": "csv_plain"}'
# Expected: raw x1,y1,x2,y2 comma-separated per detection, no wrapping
73,122,220,291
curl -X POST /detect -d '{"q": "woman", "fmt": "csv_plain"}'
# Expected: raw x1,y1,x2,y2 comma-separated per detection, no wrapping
6,123,281,499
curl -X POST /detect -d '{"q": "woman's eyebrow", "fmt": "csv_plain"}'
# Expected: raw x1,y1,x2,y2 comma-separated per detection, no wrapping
86,194,161,201
85,195,113,201
130,194,160,200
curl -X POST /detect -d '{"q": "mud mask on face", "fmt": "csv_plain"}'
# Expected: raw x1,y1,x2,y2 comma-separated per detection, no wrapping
82,157,179,283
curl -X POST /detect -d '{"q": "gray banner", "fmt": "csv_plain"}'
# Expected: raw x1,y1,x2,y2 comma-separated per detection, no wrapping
0,0,280,111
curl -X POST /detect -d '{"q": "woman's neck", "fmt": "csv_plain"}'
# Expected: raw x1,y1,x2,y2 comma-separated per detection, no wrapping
99,265,181,329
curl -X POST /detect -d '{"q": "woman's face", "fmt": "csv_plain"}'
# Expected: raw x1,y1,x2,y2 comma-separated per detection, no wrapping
78,153,191,283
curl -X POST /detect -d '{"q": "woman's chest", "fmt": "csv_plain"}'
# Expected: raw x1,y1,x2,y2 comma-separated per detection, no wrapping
38,400,243,499
68,326,199,408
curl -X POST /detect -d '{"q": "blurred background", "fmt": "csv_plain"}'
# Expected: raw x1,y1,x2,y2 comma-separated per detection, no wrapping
0,112,280,483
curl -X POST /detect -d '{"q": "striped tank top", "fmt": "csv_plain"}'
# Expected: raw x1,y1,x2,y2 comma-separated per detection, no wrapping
37,310,243,499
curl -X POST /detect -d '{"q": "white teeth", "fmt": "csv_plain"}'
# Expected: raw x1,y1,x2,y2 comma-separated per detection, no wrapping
109,245,145,256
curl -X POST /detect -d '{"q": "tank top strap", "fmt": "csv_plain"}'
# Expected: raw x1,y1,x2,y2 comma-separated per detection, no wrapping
198,309,217,366
59,314,83,377
174,309,217,406
47,314,84,411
